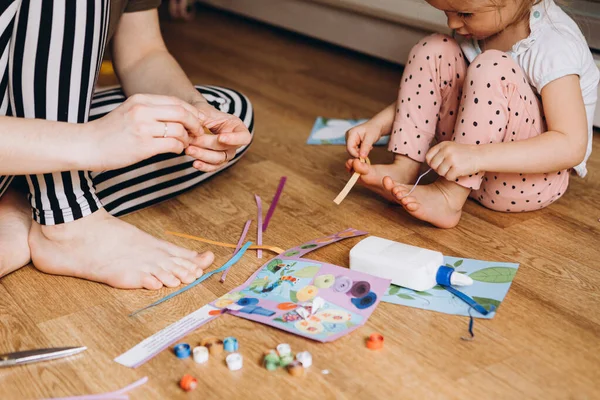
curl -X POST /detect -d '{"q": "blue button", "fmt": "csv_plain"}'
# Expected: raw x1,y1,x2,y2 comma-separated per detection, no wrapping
174,343,191,358
223,337,239,352
533,10,540,18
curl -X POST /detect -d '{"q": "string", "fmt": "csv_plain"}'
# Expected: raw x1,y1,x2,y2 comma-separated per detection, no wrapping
461,307,475,341
129,242,253,316
262,177,286,232
398,168,433,199
334,157,370,205
220,220,252,282
41,377,148,400
165,231,284,254
255,195,263,259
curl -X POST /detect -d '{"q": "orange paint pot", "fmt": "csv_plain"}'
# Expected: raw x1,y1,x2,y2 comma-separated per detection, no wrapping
179,374,197,392
366,333,384,350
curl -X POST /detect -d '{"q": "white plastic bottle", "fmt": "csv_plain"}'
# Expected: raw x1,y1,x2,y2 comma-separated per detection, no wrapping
349,236,473,291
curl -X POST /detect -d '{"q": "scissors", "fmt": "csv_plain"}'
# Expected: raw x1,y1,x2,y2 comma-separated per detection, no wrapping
0,346,87,367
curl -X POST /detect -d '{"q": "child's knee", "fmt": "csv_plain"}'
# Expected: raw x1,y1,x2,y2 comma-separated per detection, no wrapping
468,50,522,83
409,34,462,61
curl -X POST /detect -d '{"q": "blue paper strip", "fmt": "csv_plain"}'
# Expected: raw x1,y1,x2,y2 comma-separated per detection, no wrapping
441,285,495,316
129,241,253,316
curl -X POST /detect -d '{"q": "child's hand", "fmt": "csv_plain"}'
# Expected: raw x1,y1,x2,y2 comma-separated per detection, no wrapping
346,121,383,158
426,142,482,182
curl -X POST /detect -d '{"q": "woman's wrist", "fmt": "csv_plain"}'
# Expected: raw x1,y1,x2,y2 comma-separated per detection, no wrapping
75,122,101,171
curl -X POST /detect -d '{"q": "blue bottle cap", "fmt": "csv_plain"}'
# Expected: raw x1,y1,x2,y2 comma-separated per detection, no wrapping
435,266,455,286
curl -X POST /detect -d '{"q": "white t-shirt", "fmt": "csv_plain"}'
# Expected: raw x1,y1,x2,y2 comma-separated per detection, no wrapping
457,0,599,177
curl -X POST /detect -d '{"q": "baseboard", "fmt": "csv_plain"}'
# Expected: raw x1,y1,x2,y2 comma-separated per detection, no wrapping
196,0,436,64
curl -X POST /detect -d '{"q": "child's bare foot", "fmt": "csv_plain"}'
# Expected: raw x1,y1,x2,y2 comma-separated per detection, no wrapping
28,209,214,289
0,188,32,277
345,155,420,202
383,177,470,228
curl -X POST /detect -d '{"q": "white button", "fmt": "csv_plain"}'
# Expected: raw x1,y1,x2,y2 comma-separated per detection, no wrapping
226,353,243,371
276,343,291,356
193,346,209,364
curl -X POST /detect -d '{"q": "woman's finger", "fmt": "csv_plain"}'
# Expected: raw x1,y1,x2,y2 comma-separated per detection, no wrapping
185,146,234,165
149,137,186,156
188,133,230,151
192,160,225,172
217,130,252,147
134,105,201,136
149,122,189,146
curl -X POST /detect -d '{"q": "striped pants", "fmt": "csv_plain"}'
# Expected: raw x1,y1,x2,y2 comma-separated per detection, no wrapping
0,1,253,225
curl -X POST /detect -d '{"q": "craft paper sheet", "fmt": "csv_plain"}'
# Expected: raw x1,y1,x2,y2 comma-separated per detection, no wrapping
115,229,390,367
307,117,390,145
212,229,391,342
381,257,519,319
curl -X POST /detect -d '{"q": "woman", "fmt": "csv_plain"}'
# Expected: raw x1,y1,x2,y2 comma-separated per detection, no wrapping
0,0,254,289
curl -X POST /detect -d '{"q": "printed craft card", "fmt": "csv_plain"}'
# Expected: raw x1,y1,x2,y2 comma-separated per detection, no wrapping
307,117,390,146
211,229,391,342
382,257,519,319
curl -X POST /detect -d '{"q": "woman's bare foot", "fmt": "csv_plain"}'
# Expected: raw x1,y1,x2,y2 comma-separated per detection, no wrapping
345,155,421,202
28,209,214,289
0,188,32,277
383,177,470,228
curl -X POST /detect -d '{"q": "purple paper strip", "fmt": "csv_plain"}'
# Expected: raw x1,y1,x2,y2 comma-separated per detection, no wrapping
255,195,263,259
262,176,287,232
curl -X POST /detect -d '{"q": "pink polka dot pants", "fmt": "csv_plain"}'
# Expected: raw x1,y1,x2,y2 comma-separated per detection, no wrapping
388,34,569,212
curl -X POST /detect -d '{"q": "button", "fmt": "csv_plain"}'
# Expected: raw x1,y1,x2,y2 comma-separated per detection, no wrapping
173,343,191,358
193,346,209,364
533,10,540,18
226,353,243,371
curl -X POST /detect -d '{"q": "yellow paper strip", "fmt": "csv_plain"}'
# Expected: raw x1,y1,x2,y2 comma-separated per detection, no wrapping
333,158,370,205
165,231,285,254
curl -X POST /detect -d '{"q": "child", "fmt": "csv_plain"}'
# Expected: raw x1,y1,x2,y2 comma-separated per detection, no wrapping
346,0,599,228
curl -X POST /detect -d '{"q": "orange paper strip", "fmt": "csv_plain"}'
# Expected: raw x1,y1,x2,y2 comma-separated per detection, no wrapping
333,157,371,205
165,231,284,254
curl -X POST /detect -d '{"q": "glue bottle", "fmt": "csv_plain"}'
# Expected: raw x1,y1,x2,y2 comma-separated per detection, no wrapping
349,236,473,291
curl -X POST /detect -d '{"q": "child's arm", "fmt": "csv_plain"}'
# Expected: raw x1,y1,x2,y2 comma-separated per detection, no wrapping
478,75,588,173
426,75,588,181
346,102,396,158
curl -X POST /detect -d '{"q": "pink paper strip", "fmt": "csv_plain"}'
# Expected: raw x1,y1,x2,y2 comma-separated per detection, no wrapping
262,176,286,232
221,219,252,282
255,195,263,258
42,377,148,400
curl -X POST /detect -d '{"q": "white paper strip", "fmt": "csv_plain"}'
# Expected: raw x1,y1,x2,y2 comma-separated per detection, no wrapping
114,304,219,368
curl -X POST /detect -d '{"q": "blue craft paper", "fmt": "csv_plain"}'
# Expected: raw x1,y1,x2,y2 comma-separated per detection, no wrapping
381,256,519,319
307,117,390,146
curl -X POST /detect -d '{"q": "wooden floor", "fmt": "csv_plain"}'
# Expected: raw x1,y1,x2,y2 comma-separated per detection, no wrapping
2,6,600,400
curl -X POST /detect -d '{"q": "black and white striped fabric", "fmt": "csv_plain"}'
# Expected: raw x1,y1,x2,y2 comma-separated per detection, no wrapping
0,1,253,224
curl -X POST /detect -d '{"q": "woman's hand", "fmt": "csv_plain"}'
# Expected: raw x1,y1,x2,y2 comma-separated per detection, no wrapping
426,142,482,181
345,120,384,159
185,101,252,172
86,94,201,171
